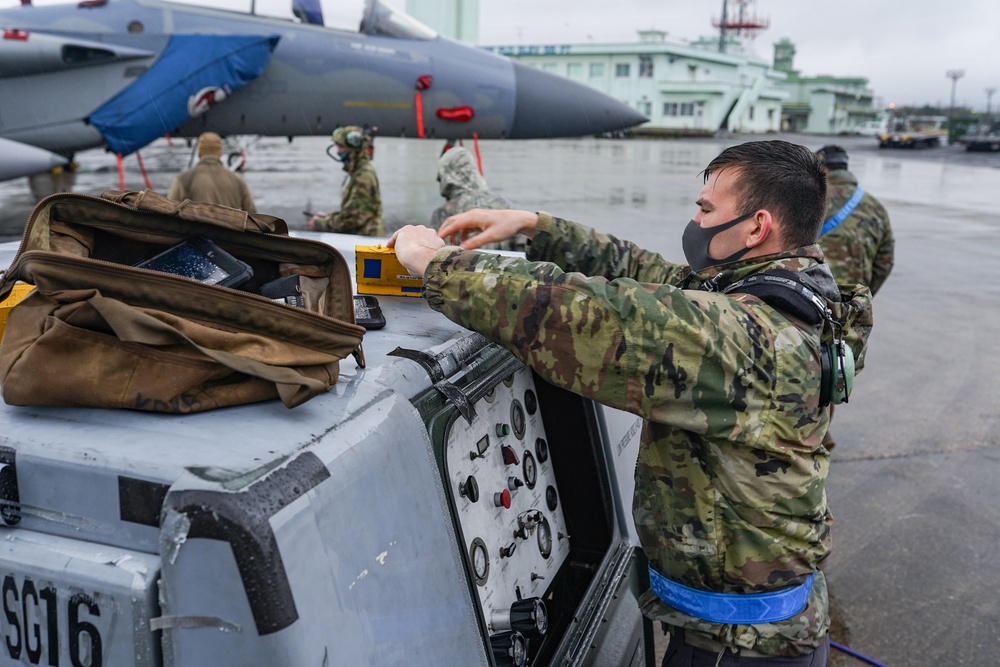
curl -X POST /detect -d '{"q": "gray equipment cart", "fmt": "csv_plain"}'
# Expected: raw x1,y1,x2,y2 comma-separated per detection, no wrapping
0,234,650,667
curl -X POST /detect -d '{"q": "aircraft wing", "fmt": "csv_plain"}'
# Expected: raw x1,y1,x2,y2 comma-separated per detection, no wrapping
88,34,279,156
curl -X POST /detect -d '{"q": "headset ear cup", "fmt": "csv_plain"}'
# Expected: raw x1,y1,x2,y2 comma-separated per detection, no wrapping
819,344,833,408
833,343,855,404
347,131,362,147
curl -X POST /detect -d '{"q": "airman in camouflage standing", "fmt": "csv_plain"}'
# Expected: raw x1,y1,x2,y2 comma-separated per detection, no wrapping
430,145,525,251
308,126,384,236
431,145,511,228
389,140,873,666
815,145,893,450
815,145,894,294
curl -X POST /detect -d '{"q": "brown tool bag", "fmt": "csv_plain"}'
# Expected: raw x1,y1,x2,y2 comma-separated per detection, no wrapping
0,190,365,413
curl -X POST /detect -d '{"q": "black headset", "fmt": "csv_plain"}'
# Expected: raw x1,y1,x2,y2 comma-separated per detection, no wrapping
721,270,854,407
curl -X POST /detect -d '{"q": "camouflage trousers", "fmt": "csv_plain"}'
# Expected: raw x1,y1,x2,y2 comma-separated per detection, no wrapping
662,627,830,667
822,405,837,451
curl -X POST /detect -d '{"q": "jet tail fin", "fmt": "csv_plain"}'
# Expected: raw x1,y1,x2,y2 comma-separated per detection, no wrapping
292,0,324,26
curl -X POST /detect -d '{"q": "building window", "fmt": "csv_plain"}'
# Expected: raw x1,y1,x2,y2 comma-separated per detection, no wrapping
663,102,678,116
748,105,755,120
615,63,630,78
639,55,653,78
542,63,558,73
567,63,582,78
589,62,605,78
639,100,652,116
680,103,694,116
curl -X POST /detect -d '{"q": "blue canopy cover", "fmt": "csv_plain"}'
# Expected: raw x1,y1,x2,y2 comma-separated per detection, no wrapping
88,34,279,156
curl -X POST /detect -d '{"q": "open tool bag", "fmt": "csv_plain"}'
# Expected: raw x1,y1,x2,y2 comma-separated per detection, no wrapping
0,190,365,413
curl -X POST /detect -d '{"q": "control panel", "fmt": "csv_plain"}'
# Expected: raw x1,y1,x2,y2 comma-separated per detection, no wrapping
444,366,570,663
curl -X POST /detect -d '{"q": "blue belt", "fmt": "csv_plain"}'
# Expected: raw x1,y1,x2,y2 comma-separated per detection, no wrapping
648,566,815,625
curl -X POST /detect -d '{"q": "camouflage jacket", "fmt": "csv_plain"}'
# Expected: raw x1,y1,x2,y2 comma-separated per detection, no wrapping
423,213,873,656
820,169,894,295
313,154,384,236
167,158,256,213
430,147,512,229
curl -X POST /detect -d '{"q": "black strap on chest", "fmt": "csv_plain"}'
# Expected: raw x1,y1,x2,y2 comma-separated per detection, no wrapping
719,269,831,325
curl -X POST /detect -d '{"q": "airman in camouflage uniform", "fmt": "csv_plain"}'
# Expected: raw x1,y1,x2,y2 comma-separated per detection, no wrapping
431,146,526,252
431,146,511,227
815,145,894,295
308,126,384,236
388,141,874,665
815,145,893,450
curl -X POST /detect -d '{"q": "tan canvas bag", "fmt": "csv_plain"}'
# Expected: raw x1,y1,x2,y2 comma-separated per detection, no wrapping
0,190,365,413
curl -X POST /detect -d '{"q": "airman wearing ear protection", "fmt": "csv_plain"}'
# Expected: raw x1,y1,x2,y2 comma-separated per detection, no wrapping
390,140,875,665
308,125,384,236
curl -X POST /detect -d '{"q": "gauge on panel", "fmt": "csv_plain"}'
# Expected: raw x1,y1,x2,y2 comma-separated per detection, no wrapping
524,389,537,415
546,485,558,512
470,537,490,586
510,400,526,439
535,437,549,463
537,516,552,559
522,451,537,489
503,373,515,388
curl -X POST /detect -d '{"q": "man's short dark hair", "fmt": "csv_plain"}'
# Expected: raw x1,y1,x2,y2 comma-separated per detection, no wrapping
702,140,827,248
816,145,849,171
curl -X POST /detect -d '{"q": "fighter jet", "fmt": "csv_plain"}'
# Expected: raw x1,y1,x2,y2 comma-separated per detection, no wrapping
0,0,648,182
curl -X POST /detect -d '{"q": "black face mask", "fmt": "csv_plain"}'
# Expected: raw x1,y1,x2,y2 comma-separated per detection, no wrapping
681,212,754,272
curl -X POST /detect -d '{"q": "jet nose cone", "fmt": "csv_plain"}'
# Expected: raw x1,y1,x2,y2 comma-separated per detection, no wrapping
508,61,648,139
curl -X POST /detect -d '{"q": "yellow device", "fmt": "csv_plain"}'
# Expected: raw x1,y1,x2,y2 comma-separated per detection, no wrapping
355,245,424,297
0,283,34,341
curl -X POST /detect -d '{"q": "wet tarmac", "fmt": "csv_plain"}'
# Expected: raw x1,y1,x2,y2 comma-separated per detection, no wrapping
2,133,999,665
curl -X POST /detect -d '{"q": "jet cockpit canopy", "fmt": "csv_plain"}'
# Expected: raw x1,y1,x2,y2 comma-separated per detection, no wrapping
360,0,437,39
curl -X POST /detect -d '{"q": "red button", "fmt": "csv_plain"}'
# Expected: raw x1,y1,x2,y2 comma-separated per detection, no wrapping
495,488,512,509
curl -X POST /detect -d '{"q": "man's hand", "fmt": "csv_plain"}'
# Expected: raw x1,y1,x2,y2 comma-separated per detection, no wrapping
438,209,538,250
387,225,447,278
307,213,328,231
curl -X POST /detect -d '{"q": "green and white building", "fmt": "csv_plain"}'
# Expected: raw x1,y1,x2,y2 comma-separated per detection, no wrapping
773,38,880,134
483,31,787,135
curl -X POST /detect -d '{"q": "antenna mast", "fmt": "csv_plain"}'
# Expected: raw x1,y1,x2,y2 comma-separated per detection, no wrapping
713,0,769,53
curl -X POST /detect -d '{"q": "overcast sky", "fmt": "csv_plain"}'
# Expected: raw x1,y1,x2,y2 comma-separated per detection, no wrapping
8,0,999,110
